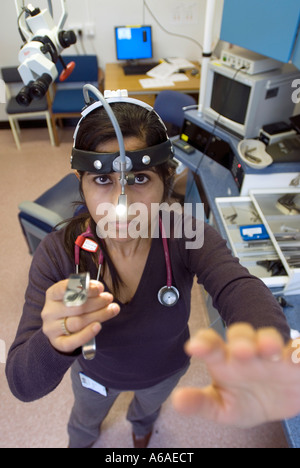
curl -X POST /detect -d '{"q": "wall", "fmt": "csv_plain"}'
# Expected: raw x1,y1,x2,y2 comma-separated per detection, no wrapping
1,1,298,122
0,0,224,121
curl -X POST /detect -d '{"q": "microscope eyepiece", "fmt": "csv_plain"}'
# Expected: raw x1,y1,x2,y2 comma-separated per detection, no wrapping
16,83,34,106
16,74,52,106
29,73,52,100
58,30,77,49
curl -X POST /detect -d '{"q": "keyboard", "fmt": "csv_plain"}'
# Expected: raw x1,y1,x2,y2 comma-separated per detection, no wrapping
123,63,159,76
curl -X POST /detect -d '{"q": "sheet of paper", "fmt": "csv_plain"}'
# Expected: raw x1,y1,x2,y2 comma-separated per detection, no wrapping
146,62,178,80
139,78,175,89
165,58,196,69
170,73,189,82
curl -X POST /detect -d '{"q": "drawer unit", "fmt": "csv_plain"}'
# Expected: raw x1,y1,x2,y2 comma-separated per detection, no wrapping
215,188,300,294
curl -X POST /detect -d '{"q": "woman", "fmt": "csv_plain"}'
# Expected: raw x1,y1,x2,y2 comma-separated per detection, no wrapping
6,93,300,448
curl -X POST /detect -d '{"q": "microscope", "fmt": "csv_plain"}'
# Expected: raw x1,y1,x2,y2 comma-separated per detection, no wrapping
15,0,77,106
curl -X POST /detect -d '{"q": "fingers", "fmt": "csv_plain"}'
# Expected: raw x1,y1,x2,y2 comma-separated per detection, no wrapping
46,279,104,303
45,280,119,321
186,323,286,363
227,324,284,361
227,323,257,360
185,328,226,364
42,279,121,354
43,291,120,337
55,322,102,355
256,328,284,360
174,325,298,426
63,291,116,318
172,386,220,419
185,325,259,364
64,300,120,334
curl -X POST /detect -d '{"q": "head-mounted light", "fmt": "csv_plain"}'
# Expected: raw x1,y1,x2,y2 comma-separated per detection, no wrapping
72,85,174,213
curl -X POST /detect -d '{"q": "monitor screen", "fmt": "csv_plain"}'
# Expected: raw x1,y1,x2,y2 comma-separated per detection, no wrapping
210,72,251,125
115,25,153,61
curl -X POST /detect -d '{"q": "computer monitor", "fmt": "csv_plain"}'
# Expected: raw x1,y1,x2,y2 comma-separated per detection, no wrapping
203,60,299,139
114,25,153,61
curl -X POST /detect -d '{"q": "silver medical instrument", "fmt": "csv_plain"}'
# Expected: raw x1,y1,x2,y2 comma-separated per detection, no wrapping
63,272,96,361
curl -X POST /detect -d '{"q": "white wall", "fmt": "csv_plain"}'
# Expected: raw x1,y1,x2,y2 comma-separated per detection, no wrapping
62,0,223,68
0,0,224,121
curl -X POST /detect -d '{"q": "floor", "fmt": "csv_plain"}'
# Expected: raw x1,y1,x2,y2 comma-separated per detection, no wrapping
0,127,289,448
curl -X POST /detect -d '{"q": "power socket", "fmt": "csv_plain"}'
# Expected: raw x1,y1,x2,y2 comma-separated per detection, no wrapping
84,23,95,39
68,23,95,40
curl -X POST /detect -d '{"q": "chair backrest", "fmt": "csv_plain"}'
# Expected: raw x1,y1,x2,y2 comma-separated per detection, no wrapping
56,55,99,84
18,174,81,254
154,90,196,128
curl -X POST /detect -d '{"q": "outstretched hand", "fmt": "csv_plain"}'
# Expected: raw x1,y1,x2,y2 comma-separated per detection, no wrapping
172,323,300,428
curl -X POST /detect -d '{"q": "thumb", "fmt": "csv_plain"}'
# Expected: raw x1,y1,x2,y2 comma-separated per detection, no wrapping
46,280,70,302
172,386,221,419
56,322,101,355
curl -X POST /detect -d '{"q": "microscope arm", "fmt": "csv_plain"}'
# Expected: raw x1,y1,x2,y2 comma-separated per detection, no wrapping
15,0,67,39
57,0,67,30
15,0,32,43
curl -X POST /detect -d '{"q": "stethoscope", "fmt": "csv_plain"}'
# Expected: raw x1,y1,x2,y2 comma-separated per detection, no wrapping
74,218,180,307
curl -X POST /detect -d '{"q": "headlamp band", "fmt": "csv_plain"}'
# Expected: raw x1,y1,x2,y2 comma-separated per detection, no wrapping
73,95,168,144
72,88,174,175
71,140,173,174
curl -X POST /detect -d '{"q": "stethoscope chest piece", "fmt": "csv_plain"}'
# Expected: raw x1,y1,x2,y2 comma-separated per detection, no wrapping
158,286,180,307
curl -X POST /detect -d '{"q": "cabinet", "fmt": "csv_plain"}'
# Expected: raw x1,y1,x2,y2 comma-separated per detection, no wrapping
216,188,300,294
220,0,300,67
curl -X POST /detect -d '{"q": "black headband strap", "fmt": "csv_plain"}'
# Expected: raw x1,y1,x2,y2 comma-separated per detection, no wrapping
71,140,174,174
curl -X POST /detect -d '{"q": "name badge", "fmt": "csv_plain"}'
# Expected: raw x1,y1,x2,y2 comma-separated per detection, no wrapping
79,372,108,396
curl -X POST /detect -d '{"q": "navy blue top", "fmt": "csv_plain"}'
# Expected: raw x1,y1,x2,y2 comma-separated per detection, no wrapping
6,222,290,402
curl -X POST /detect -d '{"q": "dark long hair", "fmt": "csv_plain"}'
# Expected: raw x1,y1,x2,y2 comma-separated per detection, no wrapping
64,102,176,298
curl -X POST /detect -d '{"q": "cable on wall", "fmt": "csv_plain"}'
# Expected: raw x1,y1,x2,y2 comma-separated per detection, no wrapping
143,0,203,51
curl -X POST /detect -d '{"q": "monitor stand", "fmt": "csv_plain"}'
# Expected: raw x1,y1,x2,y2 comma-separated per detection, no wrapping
123,60,158,76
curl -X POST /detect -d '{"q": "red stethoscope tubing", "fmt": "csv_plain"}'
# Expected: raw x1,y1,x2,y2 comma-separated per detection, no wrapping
159,218,172,288
74,219,179,306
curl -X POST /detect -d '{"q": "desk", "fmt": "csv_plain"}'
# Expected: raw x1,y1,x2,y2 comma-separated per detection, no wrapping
173,141,300,449
105,63,200,106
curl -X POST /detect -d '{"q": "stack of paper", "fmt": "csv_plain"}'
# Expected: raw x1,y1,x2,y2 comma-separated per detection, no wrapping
165,58,196,69
139,60,192,89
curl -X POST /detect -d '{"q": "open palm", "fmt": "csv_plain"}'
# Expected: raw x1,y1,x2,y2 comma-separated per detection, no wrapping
172,324,300,427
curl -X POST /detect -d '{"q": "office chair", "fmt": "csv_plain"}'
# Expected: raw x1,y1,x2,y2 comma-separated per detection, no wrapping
1,67,56,150
154,91,197,204
18,173,81,254
154,90,197,136
50,55,103,145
